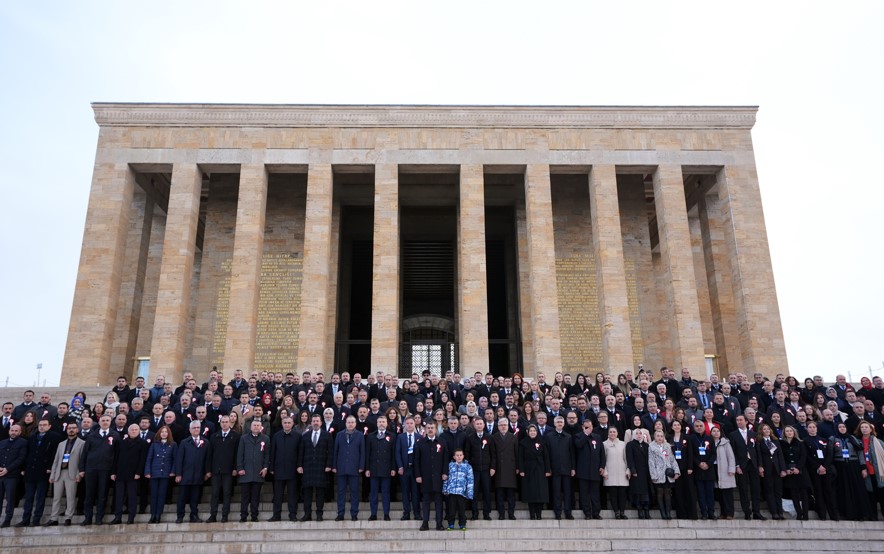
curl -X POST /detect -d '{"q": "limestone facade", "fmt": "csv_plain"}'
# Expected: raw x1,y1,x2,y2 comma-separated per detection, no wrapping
61,104,789,386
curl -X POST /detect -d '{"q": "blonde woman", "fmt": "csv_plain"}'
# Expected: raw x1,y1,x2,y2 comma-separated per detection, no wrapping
648,429,679,520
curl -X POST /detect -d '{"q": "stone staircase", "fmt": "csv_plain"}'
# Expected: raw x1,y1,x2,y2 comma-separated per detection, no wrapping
1,505,881,554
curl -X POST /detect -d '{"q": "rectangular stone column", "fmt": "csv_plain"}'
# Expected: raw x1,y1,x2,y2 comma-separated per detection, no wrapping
149,163,202,378
61,160,136,386
515,204,535,377
524,164,563,373
370,164,400,374
223,164,268,372
652,165,706,373
588,165,635,374
716,163,789,374
110,190,155,377
297,164,334,373
458,164,490,373
698,191,743,375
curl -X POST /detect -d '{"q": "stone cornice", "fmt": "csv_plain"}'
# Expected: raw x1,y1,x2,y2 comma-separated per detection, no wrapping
92,103,757,130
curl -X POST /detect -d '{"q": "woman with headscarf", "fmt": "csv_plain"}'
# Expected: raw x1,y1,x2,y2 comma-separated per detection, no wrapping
517,424,550,520
830,421,871,520
648,429,679,520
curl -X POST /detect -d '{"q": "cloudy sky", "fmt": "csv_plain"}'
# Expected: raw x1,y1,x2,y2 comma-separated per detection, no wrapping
1,1,881,387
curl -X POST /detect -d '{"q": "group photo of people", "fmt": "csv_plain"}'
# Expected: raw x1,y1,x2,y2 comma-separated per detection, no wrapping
1,366,884,531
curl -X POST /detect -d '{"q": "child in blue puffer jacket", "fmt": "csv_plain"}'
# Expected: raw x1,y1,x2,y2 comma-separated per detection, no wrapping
442,449,474,530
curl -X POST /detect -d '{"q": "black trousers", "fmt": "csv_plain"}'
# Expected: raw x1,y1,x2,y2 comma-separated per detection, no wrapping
717,487,735,517
209,473,234,518
606,486,627,512
302,486,326,517
113,479,138,522
761,474,783,516
21,479,49,524
496,487,515,517
137,476,150,513
735,469,762,516
577,478,601,516
273,477,299,519
83,470,111,521
551,474,573,516
471,469,492,516
239,481,262,518
0,477,20,523
446,494,467,527
809,471,838,520
177,483,203,519
422,490,444,526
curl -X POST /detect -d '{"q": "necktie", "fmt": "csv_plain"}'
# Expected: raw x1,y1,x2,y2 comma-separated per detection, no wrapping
408,434,413,449
101,431,106,438
2,417,6,427
222,432,228,439
155,418,159,427
141,432,146,440
378,432,384,440
312,432,318,446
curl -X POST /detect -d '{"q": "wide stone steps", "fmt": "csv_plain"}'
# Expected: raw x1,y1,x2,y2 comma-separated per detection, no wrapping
1,519,881,553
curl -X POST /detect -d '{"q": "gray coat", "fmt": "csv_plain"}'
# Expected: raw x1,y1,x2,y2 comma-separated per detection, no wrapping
236,432,270,483
648,441,679,485
714,437,736,489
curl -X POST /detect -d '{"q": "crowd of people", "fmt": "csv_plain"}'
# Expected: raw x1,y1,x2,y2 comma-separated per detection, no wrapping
1,366,884,531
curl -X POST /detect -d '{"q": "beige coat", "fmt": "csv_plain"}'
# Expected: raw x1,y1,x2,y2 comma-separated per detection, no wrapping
714,437,736,489
602,439,630,487
49,436,84,482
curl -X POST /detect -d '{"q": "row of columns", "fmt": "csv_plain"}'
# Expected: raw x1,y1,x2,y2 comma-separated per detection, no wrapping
63,159,786,385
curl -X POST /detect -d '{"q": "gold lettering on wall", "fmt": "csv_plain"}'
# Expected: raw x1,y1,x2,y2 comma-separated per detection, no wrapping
555,254,602,373
212,253,303,370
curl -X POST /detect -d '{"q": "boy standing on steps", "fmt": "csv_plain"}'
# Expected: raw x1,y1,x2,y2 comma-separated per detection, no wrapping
443,448,474,530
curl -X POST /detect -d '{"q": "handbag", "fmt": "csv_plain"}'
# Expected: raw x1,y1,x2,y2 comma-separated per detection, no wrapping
664,467,676,478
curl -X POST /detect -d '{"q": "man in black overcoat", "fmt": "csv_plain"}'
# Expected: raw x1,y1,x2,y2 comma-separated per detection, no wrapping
414,422,448,530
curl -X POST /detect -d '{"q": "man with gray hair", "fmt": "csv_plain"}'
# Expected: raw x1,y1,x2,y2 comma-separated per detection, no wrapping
237,419,270,522
174,420,210,523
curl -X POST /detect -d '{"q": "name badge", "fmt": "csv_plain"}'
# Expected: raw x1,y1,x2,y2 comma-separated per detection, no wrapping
62,453,70,464
698,447,706,456
675,451,682,460
842,448,850,459
817,449,824,460
407,446,414,455
865,451,871,462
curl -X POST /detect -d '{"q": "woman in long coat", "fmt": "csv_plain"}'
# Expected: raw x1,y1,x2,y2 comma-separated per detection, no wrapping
668,420,697,519
711,426,736,519
518,425,551,520
603,427,630,519
626,428,651,519
781,425,812,520
831,421,871,520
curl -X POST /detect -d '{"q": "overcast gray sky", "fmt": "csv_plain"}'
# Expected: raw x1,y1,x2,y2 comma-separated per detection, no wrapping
1,1,881,387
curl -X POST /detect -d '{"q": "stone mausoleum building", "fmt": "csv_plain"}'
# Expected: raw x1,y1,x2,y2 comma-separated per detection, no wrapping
61,104,788,387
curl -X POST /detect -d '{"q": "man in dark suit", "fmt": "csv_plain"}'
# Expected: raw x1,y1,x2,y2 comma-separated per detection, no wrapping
463,418,494,521
80,414,120,525
729,414,764,520
12,390,37,421
365,415,396,521
174,420,210,523
110,424,148,525
414,422,448,531
206,415,239,523
332,415,365,521
0,424,28,527
18,419,62,526
268,415,301,522
546,415,576,520
298,413,333,521
395,416,422,521
574,420,606,519
236,419,270,522
0,402,14,442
